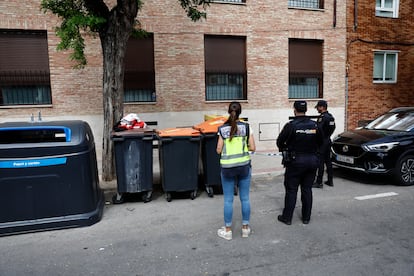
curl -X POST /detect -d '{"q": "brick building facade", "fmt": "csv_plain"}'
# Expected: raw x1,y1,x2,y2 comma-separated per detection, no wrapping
346,0,414,129
0,1,347,160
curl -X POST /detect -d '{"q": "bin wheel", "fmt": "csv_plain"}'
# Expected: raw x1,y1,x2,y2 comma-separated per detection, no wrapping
190,190,197,200
206,186,214,198
142,191,153,203
112,193,124,204
165,193,172,202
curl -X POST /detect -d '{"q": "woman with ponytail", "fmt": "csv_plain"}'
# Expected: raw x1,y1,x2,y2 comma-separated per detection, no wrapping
216,101,256,240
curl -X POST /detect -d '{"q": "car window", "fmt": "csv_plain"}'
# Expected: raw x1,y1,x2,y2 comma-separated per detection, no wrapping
365,111,414,132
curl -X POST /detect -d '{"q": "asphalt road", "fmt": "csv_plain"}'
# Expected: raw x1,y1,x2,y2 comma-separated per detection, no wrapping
0,169,413,276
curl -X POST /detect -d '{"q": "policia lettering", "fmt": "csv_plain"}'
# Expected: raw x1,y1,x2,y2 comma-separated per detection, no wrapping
279,120,318,166
218,123,250,168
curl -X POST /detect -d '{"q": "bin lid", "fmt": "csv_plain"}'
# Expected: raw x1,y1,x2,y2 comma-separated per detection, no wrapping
193,116,228,133
157,128,200,137
0,120,91,145
111,128,155,138
0,120,95,157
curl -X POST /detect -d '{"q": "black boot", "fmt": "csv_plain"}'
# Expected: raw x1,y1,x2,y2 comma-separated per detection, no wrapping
277,215,292,225
312,182,323,188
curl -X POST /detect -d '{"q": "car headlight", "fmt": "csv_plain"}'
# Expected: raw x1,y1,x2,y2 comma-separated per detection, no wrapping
332,135,340,142
362,142,399,152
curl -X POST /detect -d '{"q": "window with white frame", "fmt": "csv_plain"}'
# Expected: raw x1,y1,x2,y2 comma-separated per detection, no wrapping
373,51,398,83
375,0,399,18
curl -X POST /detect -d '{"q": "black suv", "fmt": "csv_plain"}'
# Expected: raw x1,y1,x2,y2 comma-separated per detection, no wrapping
331,107,414,186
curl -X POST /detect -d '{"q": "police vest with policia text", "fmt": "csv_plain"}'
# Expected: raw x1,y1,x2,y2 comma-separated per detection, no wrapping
218,122,251,168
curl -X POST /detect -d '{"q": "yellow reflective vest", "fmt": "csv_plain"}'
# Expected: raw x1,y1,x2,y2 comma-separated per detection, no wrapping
218,122,251,168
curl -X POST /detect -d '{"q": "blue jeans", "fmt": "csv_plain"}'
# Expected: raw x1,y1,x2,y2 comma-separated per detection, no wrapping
220,165,251,227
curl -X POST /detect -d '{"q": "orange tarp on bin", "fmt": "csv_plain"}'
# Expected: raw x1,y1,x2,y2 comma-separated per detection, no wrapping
193,116,228,134
157,127,200,137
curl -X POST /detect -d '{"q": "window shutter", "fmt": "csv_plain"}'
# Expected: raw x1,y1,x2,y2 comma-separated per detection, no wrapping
204,36,246,73
0,29,50,85
124,34,155,90
289,39,323,75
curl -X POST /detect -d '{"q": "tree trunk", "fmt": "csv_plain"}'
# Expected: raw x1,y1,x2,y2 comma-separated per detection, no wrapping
101,32,125,181
100,4,137,181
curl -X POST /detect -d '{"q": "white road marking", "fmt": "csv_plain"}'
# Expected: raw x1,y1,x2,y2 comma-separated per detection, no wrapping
355,192,398,201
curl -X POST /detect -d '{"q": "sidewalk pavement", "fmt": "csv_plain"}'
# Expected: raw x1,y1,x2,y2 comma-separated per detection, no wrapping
249,150,284,177
100,149,285,195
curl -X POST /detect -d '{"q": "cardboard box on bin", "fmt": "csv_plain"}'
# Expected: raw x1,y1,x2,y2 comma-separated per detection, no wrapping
157,127,200,137
194,116,228,134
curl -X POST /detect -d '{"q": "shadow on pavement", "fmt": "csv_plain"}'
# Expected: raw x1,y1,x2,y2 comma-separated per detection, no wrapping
332,167,396,186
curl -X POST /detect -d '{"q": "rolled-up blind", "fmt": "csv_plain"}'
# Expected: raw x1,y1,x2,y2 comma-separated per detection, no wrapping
289,38,323,74
0,29,50,85
204,35,246,73
124,34,155,89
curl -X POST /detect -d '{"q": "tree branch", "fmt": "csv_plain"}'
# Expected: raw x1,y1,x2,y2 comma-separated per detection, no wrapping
83,0,110,18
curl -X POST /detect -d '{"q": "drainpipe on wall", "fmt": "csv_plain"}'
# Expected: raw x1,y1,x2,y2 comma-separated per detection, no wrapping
345,74,349,131
354,0,358,31
347,0,358,130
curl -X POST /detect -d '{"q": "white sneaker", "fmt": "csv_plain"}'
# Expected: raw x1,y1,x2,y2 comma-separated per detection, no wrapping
217,227,232,240
242,226,251,238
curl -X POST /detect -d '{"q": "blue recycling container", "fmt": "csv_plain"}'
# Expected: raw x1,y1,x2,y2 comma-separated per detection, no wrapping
0,120,104,236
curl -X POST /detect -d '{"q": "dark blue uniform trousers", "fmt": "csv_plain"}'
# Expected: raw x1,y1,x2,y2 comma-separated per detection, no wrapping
316,140,333,184
282,154,319,221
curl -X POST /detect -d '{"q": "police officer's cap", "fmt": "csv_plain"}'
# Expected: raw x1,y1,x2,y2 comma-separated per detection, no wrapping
293,100,307,112
315,100,328,108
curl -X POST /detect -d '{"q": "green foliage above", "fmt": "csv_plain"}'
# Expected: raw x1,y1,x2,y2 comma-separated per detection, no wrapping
41,0,107,68
41,0,208,68
179,0,208,21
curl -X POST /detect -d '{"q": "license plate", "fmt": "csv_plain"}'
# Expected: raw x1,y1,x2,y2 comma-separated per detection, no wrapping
336,154,354,164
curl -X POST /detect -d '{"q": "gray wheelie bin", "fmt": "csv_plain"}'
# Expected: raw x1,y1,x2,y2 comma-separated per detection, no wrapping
193,116,227,197
111,128,155,203
157,128,201,202
0,120,104,236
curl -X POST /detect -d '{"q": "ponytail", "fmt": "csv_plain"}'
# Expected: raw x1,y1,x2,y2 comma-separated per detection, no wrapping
226,101,241,141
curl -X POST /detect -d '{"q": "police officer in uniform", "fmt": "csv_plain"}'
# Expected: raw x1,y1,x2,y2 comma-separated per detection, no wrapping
313,100,336,188
276,101,323,225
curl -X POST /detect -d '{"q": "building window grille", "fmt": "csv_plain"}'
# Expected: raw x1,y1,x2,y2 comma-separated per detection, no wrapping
204,35,247,101
206,73,245,100
124,34,156,103
289,39,323,99
211,0,245,2
288,0,324,9
0,29,51,106
289,74,321,99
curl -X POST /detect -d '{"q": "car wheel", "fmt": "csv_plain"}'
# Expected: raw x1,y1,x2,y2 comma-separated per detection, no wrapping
395,155,414,186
